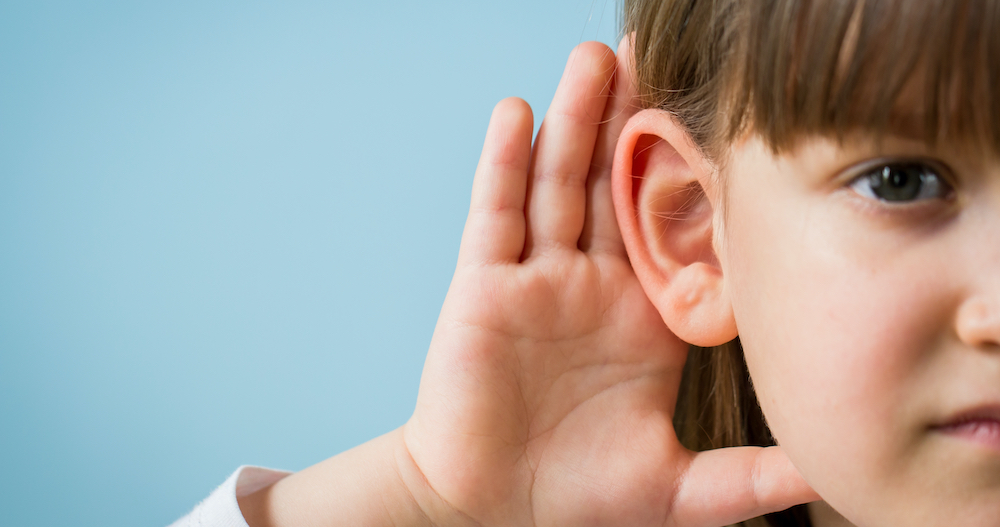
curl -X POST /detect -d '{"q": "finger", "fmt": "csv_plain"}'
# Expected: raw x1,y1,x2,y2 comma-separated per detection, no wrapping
522,41,616,258
672,446,820,527
579,35,640,256
458,97,534,266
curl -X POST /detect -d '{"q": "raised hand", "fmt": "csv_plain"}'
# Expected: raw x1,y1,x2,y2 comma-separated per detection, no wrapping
401,40,818,527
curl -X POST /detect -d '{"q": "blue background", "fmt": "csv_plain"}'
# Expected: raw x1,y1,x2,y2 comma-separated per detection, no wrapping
0,1,619,525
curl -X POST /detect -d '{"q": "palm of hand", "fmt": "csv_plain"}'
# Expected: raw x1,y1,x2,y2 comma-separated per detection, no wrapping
403,42,816,527
430,252,687,526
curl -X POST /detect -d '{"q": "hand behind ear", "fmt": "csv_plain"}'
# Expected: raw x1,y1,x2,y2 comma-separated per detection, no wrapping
401,42,818,527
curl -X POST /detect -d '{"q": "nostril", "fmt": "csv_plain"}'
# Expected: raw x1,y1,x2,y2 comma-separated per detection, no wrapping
955,297,1000,350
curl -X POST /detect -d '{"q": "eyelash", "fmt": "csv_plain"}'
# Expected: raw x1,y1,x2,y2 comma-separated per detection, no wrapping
847,160,956,204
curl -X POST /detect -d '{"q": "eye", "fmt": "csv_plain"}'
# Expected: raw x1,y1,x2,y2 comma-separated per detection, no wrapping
848,161,954,203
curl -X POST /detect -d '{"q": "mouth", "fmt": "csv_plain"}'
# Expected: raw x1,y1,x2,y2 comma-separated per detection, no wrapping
932,405,1000,452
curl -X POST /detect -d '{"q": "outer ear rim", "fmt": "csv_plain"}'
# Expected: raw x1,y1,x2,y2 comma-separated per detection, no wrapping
611,109,738,347
611,109,663,295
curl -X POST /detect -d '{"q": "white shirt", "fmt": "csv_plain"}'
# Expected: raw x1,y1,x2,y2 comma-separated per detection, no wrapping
168,467,290,527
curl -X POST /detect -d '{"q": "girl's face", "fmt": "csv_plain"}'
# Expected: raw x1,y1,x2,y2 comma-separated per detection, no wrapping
720,134,1000,526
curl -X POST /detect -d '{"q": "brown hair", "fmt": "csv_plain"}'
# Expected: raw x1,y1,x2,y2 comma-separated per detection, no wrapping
621,1,1000,526
623,0,1000,161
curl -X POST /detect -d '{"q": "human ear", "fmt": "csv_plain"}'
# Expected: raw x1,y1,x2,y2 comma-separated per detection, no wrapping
611,109,737,346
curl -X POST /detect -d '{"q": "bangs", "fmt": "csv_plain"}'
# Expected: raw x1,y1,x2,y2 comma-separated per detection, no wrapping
625,0,1000,160
735,0,1000,155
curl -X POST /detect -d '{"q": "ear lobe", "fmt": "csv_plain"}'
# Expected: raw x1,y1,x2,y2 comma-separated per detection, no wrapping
612,109,737,347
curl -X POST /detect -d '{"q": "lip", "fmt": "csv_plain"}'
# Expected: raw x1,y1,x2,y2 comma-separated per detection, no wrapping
932,404,1000,452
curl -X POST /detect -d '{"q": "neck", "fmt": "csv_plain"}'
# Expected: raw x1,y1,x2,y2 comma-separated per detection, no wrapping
808,501,855,527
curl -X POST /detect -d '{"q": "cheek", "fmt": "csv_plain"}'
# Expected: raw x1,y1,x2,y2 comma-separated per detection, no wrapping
716,139,1000,525
723,195,951,502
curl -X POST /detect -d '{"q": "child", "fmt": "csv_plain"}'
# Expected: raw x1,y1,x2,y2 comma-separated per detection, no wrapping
173,0,1000,526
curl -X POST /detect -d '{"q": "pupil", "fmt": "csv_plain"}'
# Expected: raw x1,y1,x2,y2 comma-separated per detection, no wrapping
888,168,908,187
873,164,923,201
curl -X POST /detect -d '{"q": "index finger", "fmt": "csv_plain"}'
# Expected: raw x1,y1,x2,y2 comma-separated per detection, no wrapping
579,35,640,256
521,41,617,258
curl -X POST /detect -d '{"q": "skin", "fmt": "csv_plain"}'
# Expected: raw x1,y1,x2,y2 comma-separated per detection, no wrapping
614,112,1000,526
237,35,1000,526
724,137,1000,526
237,42,818,527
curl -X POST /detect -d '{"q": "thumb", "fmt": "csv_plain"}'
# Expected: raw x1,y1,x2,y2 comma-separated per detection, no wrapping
672,446,819,527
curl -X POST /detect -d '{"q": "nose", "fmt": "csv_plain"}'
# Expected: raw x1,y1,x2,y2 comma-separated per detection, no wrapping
956,296,1000,350
954,188,1000,351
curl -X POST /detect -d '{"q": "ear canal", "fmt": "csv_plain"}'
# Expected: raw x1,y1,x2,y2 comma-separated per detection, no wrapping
633,135,717,278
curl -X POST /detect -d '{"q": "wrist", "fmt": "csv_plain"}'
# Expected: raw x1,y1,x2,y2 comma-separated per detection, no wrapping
383,427,441,527
393,423,479,527
241,428,441,527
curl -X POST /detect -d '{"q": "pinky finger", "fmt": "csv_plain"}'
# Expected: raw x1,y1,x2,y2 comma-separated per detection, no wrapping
457,97,534,266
